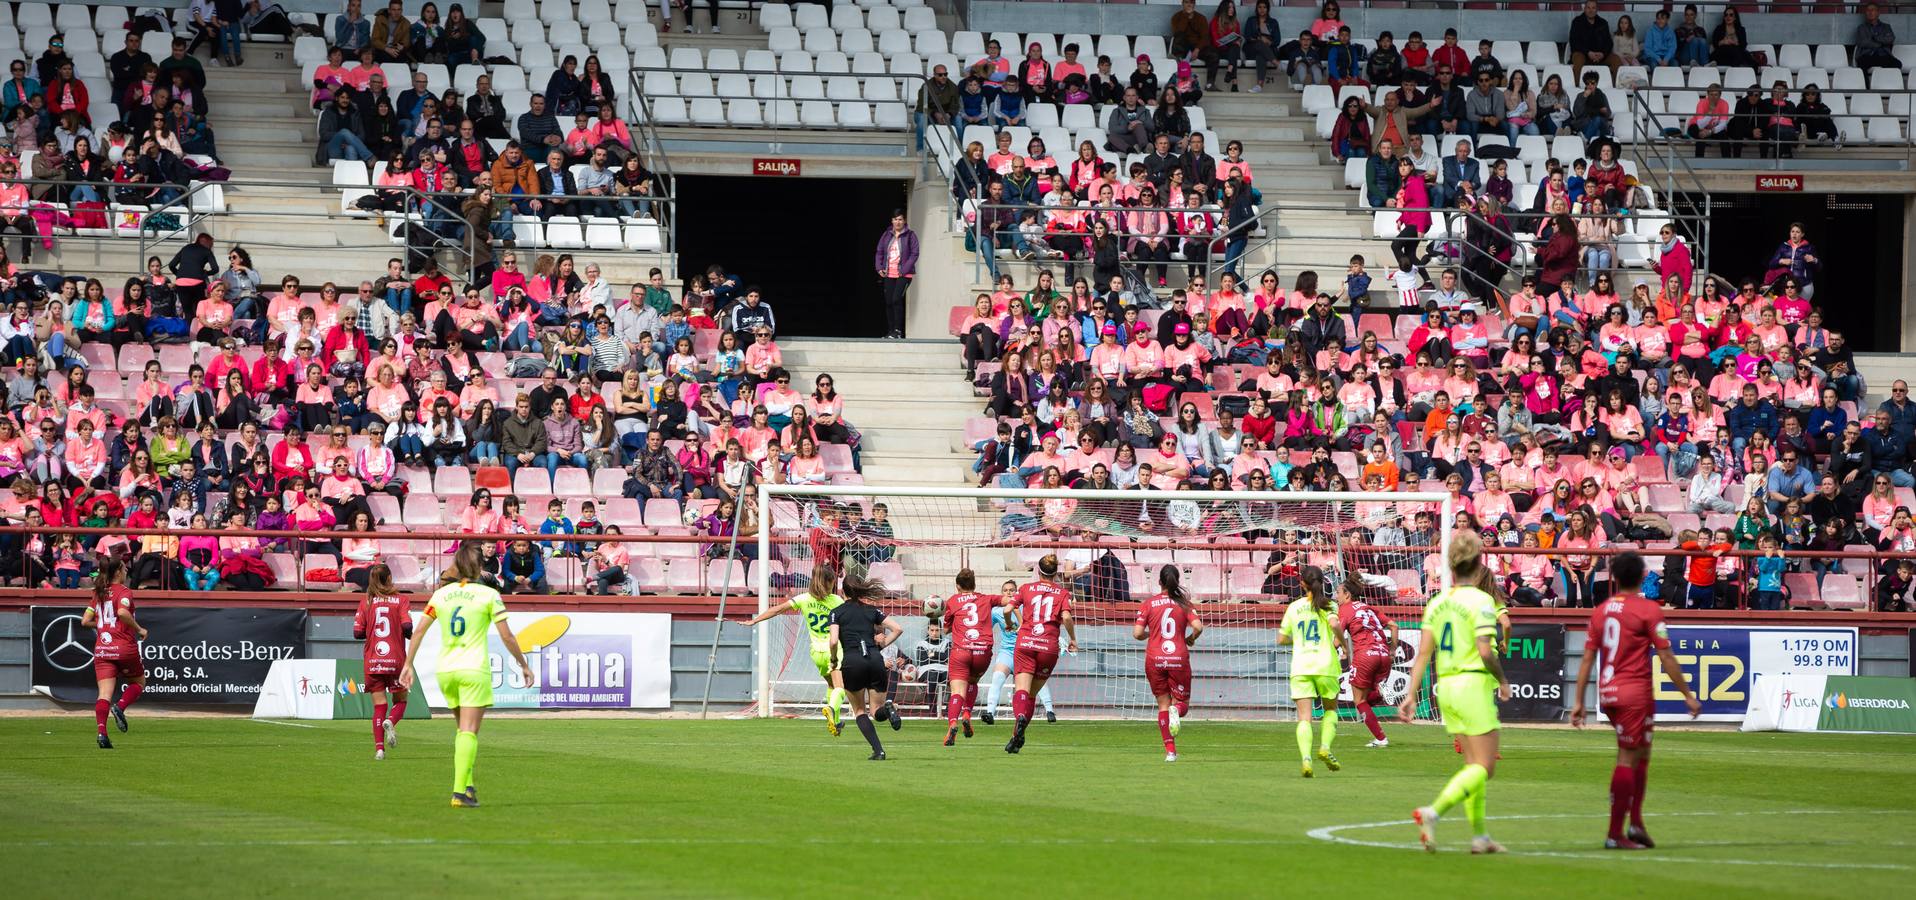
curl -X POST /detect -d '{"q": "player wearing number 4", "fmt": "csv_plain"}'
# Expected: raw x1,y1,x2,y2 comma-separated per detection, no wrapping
743,565,847,737
1398,532,1509,854
1570,551,1702,850
1280,566,1351,777
399,543,535,809
1133,565,1205,762
1005,555,1077,754
81,560,146,750
353,564,412,761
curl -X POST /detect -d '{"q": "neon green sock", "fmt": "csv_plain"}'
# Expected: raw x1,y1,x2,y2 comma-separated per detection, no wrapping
828,687,846,714
1434,763,1487,817
453,730,477,794
1295,718,1313,764
1465,780,1489,837
1318,708,1335,752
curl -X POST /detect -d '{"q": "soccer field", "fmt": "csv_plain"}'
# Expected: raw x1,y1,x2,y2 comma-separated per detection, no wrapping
2,715,1912,899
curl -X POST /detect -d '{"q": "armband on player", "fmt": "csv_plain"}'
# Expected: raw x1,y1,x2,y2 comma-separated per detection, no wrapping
353,627,366,640
403,621,414,639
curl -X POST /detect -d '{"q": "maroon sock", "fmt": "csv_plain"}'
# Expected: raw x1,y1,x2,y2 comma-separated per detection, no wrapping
118,683,144,709
94,699,109,736
1175,700,1188,717
388,699,406,723
1013,689,1031,721
946,696,961,727
1630,759,1649,827
373,702,388,748
960,694,972,721
1357,702,1386,741
1157,710,1175,753
1608,764,1636,840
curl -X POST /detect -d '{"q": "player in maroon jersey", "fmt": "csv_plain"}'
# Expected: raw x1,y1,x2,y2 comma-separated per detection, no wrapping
941,568,1003,746
352,564,414,761
1005,554,1077,754
1335,573,1399,748
79,560,145,750
1570,552,1701,850
1133,565,1205,762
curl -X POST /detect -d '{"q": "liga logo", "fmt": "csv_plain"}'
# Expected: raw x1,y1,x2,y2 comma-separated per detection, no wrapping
1780,688,1822,709
1826,693,1912,710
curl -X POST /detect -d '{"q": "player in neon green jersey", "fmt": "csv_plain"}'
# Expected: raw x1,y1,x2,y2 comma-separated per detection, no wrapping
400,542,534,809
744,564,846,735
1278,566,1353,778
1398,532,1511,854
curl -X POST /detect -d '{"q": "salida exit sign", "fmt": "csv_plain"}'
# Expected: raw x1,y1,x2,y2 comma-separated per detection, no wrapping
1755,174,1803,192
752,158,801,176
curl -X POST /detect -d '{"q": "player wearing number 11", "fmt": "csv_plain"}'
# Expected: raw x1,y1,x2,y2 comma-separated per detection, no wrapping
1569,551,1701,850
399,543,535,809
1005,554,1077,755
1398,533,1510,854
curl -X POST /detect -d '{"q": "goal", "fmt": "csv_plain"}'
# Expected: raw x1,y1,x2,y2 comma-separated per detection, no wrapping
747,483,1454,722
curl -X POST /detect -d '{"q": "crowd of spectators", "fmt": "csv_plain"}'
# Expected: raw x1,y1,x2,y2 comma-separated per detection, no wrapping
0,235,869,594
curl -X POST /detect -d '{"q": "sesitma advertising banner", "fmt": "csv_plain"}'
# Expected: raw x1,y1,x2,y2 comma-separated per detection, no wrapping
1341,624,1564,723
1743,674,1916,734
1655,625,1858,722
409,611,672,709
254,659,434,720
31,606,306,705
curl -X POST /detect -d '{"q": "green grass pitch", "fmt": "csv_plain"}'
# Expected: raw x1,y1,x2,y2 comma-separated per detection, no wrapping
1,715,1912,898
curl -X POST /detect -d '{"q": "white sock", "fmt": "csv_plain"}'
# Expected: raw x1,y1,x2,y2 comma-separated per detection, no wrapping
986,671,1006,713
1038,684,1054,712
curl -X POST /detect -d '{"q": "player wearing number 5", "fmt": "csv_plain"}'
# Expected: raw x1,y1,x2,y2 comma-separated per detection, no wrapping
1133,565,1205,762
354,564,411,761
81,559,146,750
399,543,535,809
1280,566,1351,777
1398,532,1510,854
1006,554,1077,755
743,564,845,737
1569,551,1701,850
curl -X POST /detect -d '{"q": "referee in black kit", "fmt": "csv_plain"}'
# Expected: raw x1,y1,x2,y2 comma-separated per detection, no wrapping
830,575,904,760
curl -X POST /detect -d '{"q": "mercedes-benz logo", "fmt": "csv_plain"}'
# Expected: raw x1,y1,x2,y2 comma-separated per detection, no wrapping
39,614,94,673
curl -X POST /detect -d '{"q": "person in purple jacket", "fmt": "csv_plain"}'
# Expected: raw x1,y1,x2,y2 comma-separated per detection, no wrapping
874,210,919,339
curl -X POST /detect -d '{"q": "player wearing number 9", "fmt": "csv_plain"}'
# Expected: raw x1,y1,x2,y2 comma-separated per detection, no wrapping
1398,532,1511,855
1133,565,1205,762
399,542,535,809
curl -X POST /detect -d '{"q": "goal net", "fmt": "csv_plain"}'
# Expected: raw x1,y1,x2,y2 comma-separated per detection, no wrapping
750,484,1453,722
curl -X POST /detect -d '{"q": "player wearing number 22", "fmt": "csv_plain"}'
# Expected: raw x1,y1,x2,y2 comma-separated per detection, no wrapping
81,559,145,750
940,568,1005,746
1133,565,1205,762
400,543,535,808
1280,566,1350,777
1006,554,1077,755
354,564,412,761
1570,551,1701,850
1399,533,1510,854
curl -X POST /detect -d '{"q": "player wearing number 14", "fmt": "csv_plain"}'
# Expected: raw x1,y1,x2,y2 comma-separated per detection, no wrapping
1132,566,1205,762
1279,566,1350,777
1570,551,1701,850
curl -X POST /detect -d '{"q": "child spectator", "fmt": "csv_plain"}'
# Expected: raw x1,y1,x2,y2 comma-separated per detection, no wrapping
1751,533,1788,610
1877,559,1914,613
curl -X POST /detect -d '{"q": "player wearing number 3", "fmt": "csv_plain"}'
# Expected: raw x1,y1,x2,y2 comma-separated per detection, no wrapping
1280,565,1351,777
1570,551,1701,850
1133,565,1205,762
940,568,1004,746
1398,532,1510,854
399,543,535,808
1005,554,1077,755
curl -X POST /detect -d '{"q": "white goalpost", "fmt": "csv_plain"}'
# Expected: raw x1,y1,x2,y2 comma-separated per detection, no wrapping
751,483,1454,721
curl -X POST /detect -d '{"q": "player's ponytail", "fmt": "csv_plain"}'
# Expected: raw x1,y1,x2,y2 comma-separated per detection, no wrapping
443,540,485,584
841,573,882,605
92,558,122,603
366,563,396,597
1158,564,1189,609
1300,565,1332,613
807,563,837,600
1447,531,1506,605
1038,554,1059,579
955,568,976,591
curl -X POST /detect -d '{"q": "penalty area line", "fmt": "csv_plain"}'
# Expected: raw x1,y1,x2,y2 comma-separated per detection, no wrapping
1306,811,1913,871
248,719,318,728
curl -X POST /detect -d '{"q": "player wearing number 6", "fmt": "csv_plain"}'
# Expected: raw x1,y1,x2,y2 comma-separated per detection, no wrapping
353,565,412,761
940,569,1003,746
1280,566,1351,777
1398,532,1510,854
399,543,535,809
1005,554,1077,755
1569,551,1701,850
1133,565,1205,762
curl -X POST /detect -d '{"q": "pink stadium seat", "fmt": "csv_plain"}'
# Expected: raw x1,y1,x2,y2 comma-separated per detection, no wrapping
387,554,429,589
548,557,584,592
1227,564,1266,599
118,343,154,371
1632,455,1667,484
819,443,854,474
81,342,116,370
265,553,299,586
656,535,699,559
1646,483,1683,512
1387,568,1423,597
869,561,906,594
643,499,684,527
366,493,401,523
748,559,787,587
1783,573,1820,610
593,468,627,496
157,344,193,373
300,555,339,588
476,352,508,376
402,494,443,526
705,558,747,591
513,467,552,496
1357,313,1393,339
398,465,432,494
947,305,969,335
1819,574,1865,611
1187,564,1226,599
664,557,704,592
434,466,473,496
603,497,644,527
1666,512,1701,535
553,468,593,496
629,557,667,593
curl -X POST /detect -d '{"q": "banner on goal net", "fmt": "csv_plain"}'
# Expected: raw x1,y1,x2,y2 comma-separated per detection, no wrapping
750,485,1453,721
